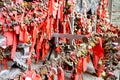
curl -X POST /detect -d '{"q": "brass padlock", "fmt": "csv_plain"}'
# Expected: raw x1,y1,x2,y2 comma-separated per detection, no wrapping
76,50,82,57
40,65,48,75
92,36,99,44
89,41,96,47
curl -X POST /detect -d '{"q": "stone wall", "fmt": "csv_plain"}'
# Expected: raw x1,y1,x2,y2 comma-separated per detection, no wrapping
111,0,120,26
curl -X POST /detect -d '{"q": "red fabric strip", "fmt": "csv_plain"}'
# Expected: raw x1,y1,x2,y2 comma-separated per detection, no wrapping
82,57,87,72
57,66,65,80
4,31,14,46
77,58,83,74
11,32,17,59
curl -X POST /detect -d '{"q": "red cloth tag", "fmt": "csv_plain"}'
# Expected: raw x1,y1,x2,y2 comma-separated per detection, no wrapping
93,55,99,69
96,64,102,77
70,69,78,80
14,26,20,34
60,0,64,21
92,37,104,58
86,54,90,63
77,58,83,74
82,57,87,72
4,31,14,46
57,66,65,80
11,32,17,59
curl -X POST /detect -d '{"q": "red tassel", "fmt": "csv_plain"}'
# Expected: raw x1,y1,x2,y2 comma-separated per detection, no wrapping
78,15,84,27
77,58,83,74
82,57,87,72
11,32,17,59
86,54,90,63
3,58,8,69
70,69,78,80
80,74,83,80
38,22,46,31
4,31,14,46
35,74,42,80
30,26,37,52
48,0,53,16
53,18,58,33
27,57,32,70
19,29,28,43
41,39,49,60
60,0,64,21
103,0,108,7
39,30,44,49
93,55,99,70
97,25,102,33
58,2,61,19
36,48,40,64
57,66,65,80
53,1,58,18
101,10,106,19
55,46,61,53
65,21,70,33
36,30,45,61
97,5,102,19
19,30,24,42
92,37,104,58
46,17,50,39
42,43,45,60
96,64,102,77
45,40,49,50
14,26,20,34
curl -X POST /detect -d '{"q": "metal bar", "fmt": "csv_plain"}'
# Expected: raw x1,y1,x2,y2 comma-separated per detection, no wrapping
109,10,120,12
109,0,113,22
52,33,85,40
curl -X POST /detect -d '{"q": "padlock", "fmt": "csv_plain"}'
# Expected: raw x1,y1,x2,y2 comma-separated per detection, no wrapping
89,36,99,48
89,40,96,47
40,65,48,75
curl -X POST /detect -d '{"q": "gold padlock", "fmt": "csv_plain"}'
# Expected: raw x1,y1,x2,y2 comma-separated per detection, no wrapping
92,36,98,44
40,65,48,75
76,50,82,57
89,41,96,47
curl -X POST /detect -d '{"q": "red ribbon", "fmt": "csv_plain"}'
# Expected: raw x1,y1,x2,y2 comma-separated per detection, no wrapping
4,31,17,59
3,58,8,69
57,66,65,80
60,0,64,21
96,64,103,77
82,57,87,72
11,31,17,59
19,29,28,43
77,58,83,74
92,37,104,58
4,31,14,46
93,55,99,70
